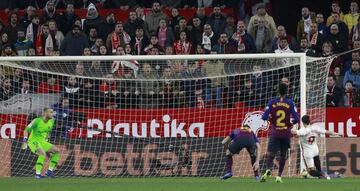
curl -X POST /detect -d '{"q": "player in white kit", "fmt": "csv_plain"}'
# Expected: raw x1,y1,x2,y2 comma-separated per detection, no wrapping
291,115,341,178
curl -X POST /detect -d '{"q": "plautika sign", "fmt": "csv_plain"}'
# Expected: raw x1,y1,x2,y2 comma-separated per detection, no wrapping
0,108,359,139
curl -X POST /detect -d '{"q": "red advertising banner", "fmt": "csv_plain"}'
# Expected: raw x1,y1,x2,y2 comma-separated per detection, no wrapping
1,108,360,139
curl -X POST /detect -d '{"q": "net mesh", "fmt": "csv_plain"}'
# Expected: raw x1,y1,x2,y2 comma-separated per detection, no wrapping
0,54,331,177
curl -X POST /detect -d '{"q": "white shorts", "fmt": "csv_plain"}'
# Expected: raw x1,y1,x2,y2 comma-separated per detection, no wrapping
301,145,319,169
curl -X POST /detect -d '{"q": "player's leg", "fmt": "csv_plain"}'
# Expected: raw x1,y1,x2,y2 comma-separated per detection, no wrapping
28,140,46,178
245,140,259,179
275,138,290,183
43,142,60,177
221,139,243,180
260,137,279,182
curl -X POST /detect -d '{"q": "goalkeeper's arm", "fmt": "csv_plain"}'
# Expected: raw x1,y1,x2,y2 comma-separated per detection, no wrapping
21,120,35,150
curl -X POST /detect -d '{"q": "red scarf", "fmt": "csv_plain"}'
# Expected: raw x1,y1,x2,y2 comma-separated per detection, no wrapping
310,32,318,45
135,37,142,55
197,95,205,108
232,32,245,52
35,25,44,56
174,40,192,54
345,91,354,107
111,32,120,53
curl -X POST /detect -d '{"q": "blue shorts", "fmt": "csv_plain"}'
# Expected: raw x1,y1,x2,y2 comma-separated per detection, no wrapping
267,137,290,154
229,137,256,156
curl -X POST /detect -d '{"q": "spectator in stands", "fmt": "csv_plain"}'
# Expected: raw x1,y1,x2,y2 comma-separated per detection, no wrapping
46,19,65,55
230,20,256,53
326,1,344,26
157,18,175,50
124,11,147,39
83,47,92,56
308,22,327,55
328,12,349,42
316,13,328,36
4,12,20,45
14,29,33,56
98,45,109,55
25,15,40,45
344,1,359,33
1,44,17,56
58,4,80,35
130,27,149,55
271,25,298,52
298,37,311,54
42,1,60,24
0,33,9,50
0,77,13,101
145,1,167,35
343,60,360,90
118,68,138,108
275,36,294,55
11,68,23,93
101,74,119,98
207,6,226,36
60,25,89,55
198,0,213,7
343,80,357,107
328,24,348,53
137,63,159,108
236,77,260,107
27,47,36,56
212,33,236,54
189,16,203,47
169,8,182,30
202,52,226,108
248,17,273,53
224,16,236,39
136,7,145,21
89,61,106,77
87,27,98,48
344,51,360,73
106,21,131,54
251,64,269,105
353,39,360,49
79,79,101,108
63,76,81,108
333,66,344,88
193,7,208,27
180,62,206,108
174,17,191,40
20,6,36,29
202,24,218,51
326,75,342,107
173,31,193,55
99,13,116,41
144,35,164,54
18,79,32,94
296,7,312,42
51,97,73,137
83,3,102,35
159,67,179,108
107,0,137,10
182,0,196,8
248,3,276,38
91,37,103,54
37,75,61,93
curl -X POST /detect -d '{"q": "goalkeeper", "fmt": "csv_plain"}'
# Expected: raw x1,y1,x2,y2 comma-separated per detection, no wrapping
22,107,61,179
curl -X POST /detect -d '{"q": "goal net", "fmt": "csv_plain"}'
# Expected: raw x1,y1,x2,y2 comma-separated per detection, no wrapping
0,53,332,177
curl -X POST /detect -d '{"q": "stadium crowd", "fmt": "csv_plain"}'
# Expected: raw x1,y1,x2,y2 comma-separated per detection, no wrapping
0,0,359,108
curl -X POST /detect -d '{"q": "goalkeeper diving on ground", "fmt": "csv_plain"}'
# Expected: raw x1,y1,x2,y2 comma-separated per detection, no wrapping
21,107,61,179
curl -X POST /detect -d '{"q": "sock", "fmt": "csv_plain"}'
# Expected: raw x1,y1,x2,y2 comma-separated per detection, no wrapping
250,155,259,176
36,155,46,174
313,156,322,173
278,155,286,177
309,169,322,177
226,155,233,173
49,152,60,171
264,153,275,174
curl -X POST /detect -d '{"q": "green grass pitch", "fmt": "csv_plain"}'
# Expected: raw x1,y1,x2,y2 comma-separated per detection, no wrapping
0,177,359,191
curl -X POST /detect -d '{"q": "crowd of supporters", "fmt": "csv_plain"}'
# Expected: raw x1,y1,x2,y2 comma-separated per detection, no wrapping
0,0,359,108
